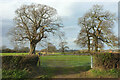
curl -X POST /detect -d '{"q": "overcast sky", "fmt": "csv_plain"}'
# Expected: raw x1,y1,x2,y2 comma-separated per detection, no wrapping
0,0,119,50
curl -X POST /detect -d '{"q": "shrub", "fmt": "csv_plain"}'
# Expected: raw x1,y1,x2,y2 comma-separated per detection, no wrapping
2,55,39,70
94,53,120,69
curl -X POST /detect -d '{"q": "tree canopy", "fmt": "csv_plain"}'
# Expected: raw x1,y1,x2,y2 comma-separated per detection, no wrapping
75,4,118,52
9,3,63,54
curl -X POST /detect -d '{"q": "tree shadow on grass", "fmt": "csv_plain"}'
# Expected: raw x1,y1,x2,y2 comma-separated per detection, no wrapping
38,66,91,78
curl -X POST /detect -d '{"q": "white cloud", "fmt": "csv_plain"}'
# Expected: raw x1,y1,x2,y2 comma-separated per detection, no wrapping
0,1,26,19
27,0,120,2
0,18,2,47
63,26,80,31
1,0,119,20
28,0,74,17
0,0,74,20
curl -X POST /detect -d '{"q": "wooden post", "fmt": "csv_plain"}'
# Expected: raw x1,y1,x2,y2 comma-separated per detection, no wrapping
91,55,93,68
38,53,41,66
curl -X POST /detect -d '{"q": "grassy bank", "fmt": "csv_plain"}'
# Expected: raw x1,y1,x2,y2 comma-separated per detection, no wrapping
88,68,120,78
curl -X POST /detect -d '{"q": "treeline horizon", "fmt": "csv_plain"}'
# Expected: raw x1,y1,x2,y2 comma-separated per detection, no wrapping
0,48,78,53
0,46,119,53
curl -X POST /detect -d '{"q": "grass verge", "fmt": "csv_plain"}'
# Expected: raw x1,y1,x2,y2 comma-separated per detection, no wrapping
89,68,120,78
2,69,29,78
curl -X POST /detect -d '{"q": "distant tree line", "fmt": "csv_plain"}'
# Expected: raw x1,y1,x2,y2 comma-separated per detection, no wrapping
0,46,30,53
40,42,69,53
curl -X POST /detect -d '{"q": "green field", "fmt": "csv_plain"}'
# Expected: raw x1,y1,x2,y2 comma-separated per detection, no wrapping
0,53,29,56
37,55,91,78
40,55,91,67
0,53,61,56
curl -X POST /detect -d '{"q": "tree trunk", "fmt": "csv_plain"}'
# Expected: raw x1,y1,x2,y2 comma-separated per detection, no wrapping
88,36,90,52
62,47,65,55
95,37,98,52
29,42,36,54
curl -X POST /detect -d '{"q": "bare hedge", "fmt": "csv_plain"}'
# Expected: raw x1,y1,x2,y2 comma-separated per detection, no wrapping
93,53,120,69
1,55,39,70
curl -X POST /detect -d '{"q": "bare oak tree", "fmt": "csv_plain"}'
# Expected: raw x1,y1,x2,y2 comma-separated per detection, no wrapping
89,5,118,51
75,4,118,52
9,4,63,54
